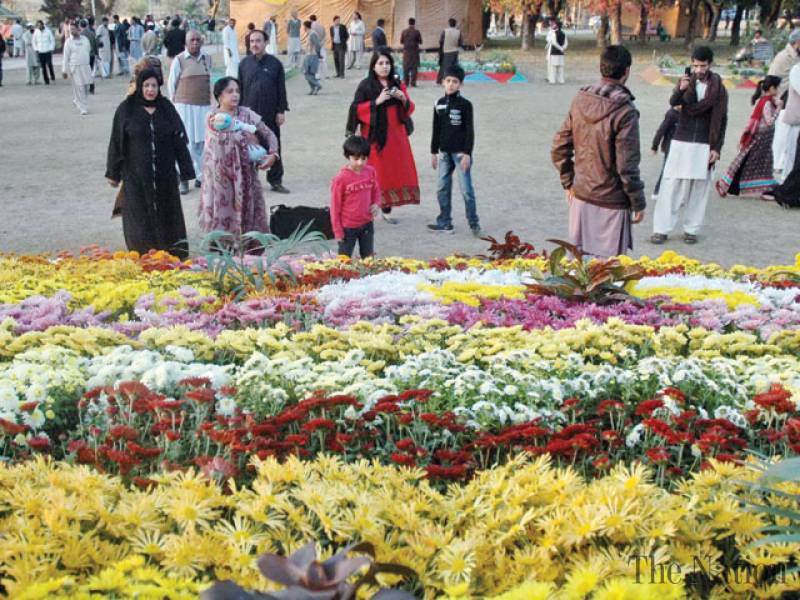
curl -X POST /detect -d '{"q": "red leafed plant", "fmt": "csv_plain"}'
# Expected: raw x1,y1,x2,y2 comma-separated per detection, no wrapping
201,541,417,600
478,231,545,261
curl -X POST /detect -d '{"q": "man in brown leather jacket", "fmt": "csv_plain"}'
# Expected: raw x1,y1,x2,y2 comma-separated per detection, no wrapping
551,45,646,258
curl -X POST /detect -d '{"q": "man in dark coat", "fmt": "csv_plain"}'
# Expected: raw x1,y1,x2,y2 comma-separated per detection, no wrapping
330,15,349,78
371,18,387,54
238,29,291,193
400,18,422,87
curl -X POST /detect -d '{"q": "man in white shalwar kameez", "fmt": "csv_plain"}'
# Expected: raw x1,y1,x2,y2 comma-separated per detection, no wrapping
263,17,278,56
769,30,800,179
62,22,93,115
168,29,212,193
222,18,240,78
651,46,728,245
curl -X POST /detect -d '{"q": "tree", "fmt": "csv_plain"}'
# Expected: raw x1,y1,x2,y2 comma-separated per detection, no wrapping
40,0,84,25
683,0,703,47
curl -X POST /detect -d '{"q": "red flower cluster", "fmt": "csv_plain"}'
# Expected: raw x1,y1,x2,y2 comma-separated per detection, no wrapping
22,379,800,488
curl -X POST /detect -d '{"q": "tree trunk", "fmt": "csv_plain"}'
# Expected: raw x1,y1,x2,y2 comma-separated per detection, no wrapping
609,1,622,45
730,3,744,46
708,4,722,41
596,11,609,47
767,0,784,27
521,6,531,50
638,1,649,42
684,0,702,47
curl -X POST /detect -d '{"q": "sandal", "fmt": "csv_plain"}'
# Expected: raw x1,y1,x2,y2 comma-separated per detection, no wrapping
649,233,668,244
683,233,698,244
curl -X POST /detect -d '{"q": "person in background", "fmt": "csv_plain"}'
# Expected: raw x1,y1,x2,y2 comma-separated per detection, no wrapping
428,65,481,236
198,76,278,241
331,135,382,258
302,20,322,94
22,23,40,85
128,16,144,62
238,28,290,193
769,29,800,175
11,19,23,57
162,18,185,77
330,16,349,79
80,18,97,93
62,21,93,115
650,106,680,199
371,18,387,55
33,20,56,85
106,67,194,259
545,19,567,84
115,17,131,75
437,18,463,84
244,22,256,55
141,23,159,57
552,45,646,258
286,11,302,66
346,48,420,223
717,76,781,198
222,18,240,77
168,29,212,193
310,15,328,79
263,15,278,56
96,17,112,78
0,32,4,85
400,17,422,88
347,12,365,69
650,46,728,246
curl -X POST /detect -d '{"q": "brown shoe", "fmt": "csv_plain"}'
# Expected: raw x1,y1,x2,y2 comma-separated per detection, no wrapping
649,233,668,244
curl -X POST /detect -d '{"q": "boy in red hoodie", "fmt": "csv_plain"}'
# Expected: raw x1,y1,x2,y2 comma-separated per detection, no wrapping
330,136,382,257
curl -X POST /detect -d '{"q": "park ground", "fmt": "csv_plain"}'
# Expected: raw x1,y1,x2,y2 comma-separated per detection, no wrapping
0,35,796,267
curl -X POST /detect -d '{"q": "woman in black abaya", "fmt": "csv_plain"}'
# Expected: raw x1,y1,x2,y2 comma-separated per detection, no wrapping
105,67,195,259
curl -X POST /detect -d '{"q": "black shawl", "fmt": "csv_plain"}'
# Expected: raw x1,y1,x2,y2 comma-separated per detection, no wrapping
346,74,410,150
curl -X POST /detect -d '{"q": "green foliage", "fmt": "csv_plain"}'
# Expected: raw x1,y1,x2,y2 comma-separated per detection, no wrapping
40,0,84,25
527,239,645,304
746,456,800,552
198,224,329,301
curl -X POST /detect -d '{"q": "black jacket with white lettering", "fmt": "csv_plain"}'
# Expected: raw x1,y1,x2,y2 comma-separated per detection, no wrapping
431,92,474,155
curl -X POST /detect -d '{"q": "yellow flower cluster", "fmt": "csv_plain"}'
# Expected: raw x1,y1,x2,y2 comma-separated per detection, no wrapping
16,556,206,600
2,456,798,599
627,284,759,309
0,254,216,313
418,281,526,306
4,317,800,364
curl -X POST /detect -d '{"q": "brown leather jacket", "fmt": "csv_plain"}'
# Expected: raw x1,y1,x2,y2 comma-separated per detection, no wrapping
551,78,646,212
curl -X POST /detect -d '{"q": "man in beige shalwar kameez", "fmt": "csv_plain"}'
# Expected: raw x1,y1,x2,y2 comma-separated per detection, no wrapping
62,22,93,115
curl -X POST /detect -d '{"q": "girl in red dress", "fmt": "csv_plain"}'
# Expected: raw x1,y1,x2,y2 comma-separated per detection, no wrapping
346,48,419,223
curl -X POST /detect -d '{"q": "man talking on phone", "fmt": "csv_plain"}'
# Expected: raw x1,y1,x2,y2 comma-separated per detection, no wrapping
650,46,728,245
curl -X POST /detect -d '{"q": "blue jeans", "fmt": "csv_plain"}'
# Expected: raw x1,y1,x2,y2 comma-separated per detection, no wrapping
436,152,479,229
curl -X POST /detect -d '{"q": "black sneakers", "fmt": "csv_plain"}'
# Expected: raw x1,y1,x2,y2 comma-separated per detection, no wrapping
427,224,454,234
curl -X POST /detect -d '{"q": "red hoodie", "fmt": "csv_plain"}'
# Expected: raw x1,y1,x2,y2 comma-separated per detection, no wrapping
329,165,382,239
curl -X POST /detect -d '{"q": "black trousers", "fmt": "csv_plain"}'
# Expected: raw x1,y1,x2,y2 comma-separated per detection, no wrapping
332,43,346,77
774,131,800,208
0,57,3,84
38,51,55,83
337,221,374,258
266,119,284,187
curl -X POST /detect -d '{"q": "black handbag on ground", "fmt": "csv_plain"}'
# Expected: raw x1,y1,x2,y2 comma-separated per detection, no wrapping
269,204,334,240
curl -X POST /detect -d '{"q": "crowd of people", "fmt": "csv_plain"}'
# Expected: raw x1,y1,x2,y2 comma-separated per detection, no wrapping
92,11,478,260
553,33,800,260
5,9,797,262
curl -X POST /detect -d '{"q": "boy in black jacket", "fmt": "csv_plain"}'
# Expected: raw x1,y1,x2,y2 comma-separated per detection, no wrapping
428,65,481,236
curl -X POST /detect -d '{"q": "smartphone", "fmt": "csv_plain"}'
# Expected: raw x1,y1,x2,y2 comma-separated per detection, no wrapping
684,66,692,76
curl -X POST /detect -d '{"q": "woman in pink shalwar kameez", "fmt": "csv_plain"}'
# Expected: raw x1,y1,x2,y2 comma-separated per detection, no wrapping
198,77,279,238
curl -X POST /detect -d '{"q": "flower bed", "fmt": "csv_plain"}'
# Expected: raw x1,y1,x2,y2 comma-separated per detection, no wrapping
1,246,800,597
